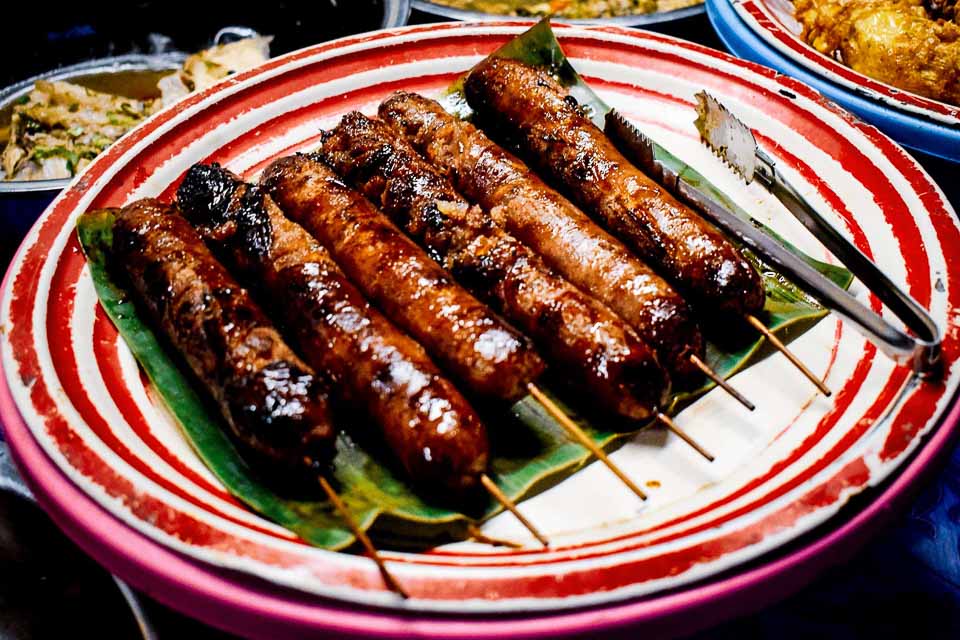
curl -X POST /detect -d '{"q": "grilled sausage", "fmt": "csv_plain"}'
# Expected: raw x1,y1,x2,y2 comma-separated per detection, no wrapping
112,198,335,473
463,57,765,317
380,91,704,380
260,154,544,402
177,164,489,497
321,112,669,421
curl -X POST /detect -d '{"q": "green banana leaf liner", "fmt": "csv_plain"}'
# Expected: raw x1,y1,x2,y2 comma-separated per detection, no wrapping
75,20,852,551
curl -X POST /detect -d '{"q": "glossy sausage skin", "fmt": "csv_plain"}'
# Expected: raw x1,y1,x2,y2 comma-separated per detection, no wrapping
464,57,765,317
112,198,335,472
260,154,544,402
322,113,669,420
177,164,489,497
380,91,704,379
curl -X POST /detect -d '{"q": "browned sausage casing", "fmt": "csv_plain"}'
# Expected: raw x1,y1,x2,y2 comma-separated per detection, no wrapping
463,57,765,317
176,164,489,497
112,198,335,472
322,113,669,421
260,154,544,402
379,91,704,379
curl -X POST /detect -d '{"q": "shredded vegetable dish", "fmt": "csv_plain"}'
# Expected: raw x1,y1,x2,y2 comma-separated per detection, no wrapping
0,36,271,181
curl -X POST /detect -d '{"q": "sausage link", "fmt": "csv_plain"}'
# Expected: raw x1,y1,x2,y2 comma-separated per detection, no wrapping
260,154,544,402
322,113,669,421
176,164,490,498
463,57,765,317
112,199,335,472
380,91,704,379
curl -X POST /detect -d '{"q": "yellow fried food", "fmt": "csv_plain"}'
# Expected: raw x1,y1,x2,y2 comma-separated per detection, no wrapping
426,0,660,18
794,0,960,105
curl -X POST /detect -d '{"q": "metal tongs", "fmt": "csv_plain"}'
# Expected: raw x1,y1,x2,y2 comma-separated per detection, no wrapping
604,94,942,379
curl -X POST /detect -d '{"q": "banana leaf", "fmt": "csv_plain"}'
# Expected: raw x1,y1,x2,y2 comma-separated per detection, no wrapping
75,21,852,550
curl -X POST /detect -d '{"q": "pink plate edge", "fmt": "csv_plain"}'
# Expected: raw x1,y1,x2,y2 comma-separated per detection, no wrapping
1,324,957,638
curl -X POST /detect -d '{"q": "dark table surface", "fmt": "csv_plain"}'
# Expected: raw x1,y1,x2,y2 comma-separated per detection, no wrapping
1,8,959,640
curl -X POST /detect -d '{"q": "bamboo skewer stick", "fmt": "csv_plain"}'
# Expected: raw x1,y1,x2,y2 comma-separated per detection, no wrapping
745,314,831,396
689,354,756,411
656,413,715,462
318,475,410,599
527,382,648,501
467,524,524,549
481,473,550,547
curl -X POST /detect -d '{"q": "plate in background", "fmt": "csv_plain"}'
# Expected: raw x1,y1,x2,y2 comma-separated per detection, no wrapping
707,0,960,162
412,0,705,25
730,0,960,126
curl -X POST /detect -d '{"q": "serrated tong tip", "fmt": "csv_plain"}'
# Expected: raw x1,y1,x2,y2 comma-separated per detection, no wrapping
693,91,759,184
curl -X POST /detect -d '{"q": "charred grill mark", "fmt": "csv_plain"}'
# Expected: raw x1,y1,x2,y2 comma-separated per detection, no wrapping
178,162,490,497
112,198,335,472
178,163,272,257
464,57,766,318
261,153,544,402
322,111,669,420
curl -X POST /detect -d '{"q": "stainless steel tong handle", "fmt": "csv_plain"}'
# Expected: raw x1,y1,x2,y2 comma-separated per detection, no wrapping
751,148,941,377
605,110,942,378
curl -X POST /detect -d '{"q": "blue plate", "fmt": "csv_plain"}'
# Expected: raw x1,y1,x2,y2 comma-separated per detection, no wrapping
705,0,960,163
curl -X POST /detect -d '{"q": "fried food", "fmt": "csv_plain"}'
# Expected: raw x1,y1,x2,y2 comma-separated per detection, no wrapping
794,0,960,105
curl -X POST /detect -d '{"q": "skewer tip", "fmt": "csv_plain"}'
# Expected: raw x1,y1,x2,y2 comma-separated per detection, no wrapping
467,524,524,549
481,473,550,547
656,413,715,462
745,314,832,396
688,353,756,411
527,382,648,501
318,475,410,598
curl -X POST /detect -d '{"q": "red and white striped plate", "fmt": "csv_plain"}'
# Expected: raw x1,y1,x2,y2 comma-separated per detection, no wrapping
731,0,960,126
1,22,958,614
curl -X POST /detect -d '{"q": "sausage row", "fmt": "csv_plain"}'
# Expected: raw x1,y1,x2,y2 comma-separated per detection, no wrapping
320,112,669,420
176,164,489,497
260,154,545,402
114,61,765,501
378,91,705,380
463,56,766,318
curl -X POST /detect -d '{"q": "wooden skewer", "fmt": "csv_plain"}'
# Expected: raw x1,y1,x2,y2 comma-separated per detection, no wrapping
480,473,550,547
689,354,756,411
467,524,524,549
656,413,715,462
528,382,648,501
318,475,409,599
745,314,831,396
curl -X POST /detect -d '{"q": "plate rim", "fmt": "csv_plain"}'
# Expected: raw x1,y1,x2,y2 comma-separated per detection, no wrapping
2,350,957,638
1,18,958,622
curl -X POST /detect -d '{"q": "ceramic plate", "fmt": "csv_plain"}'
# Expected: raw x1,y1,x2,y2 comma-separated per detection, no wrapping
1,21,958,617
729,0,960,126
